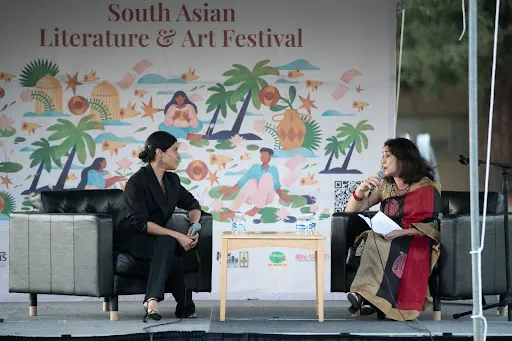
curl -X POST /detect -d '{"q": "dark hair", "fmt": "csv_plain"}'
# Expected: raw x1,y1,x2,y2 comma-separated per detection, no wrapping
384,137,435,184
139,131,178,163
260,147,274,156
164,91,198,114
77,157,105,189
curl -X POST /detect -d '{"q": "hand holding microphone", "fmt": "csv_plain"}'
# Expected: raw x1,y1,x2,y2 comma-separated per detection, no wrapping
357,170,385,195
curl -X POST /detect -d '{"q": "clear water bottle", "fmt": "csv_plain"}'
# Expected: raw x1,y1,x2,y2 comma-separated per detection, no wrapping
232,211,246,234
296,215,306,234
307,213,317,234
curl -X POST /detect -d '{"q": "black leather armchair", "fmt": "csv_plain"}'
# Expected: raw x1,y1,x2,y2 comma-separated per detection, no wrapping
9,189,212,320
331,191,512,320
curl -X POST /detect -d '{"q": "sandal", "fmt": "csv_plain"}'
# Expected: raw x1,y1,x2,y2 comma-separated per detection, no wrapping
143,298,162,322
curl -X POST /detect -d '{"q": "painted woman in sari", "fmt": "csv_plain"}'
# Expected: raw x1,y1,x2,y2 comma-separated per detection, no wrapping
344,138,441,321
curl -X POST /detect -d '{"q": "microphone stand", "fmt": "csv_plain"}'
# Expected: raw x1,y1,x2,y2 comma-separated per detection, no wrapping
454,155,512,320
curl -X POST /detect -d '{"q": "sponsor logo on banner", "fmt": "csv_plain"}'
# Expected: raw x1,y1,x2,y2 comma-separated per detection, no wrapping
268,251,287,267
0,251,6,268
216,251,249,268
295,253,330,262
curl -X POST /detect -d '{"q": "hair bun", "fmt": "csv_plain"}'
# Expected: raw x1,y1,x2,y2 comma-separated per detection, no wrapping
138,150,149,163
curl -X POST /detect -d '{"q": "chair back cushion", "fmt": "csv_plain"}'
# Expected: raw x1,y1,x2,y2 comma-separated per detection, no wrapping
441,191,504,215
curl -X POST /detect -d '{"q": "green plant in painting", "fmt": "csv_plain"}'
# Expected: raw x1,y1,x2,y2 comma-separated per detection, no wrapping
19,59,59,87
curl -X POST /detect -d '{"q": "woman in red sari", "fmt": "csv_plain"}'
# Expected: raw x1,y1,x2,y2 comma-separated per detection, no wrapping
345,138,441,321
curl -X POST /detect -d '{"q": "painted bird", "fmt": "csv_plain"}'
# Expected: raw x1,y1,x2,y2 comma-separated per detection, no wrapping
288,68,304,78
306,80,323,91
83,71,100,82
102,140,126,156
181,67,199,82
353,101,369,112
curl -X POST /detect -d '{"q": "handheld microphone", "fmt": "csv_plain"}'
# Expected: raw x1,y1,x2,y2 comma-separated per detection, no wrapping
368,169,385,196
458,154,469,165
189,223,201,237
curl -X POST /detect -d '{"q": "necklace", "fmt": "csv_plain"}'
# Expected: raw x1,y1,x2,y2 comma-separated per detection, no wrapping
391,183,410,197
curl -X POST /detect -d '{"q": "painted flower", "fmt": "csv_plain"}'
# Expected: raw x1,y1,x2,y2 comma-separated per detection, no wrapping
258,85,280,106
323,208,330,213
0,114,14,130
211,200,224,212
310,204,319,213
229,134,245,148
117,157,133,172
20,89,32,102
179,143,188,151
275,207,291,221
253,119,266,133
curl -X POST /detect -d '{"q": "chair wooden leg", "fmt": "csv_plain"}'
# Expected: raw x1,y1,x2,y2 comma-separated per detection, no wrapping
103,297,110,312
29,294,37,316
109,295,118,321
433,295,441,321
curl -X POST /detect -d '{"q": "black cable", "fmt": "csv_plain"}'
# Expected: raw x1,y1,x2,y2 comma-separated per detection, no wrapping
364,193,433,341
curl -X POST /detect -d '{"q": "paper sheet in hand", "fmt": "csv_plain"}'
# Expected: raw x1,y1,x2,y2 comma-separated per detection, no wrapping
358,211,402,236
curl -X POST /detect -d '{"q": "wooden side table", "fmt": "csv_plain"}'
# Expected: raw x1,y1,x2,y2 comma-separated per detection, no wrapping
219,232,325,322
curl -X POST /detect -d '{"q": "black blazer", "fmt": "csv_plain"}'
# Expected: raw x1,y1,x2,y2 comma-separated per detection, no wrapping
116,165,201,240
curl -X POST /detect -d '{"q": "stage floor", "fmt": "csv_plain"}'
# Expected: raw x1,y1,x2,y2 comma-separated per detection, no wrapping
1,300,511,338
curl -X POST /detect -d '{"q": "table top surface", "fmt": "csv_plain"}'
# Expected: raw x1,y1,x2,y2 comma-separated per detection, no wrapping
221,232,324,240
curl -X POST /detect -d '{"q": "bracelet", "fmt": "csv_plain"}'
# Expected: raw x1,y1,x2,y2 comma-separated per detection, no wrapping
352,190,363,201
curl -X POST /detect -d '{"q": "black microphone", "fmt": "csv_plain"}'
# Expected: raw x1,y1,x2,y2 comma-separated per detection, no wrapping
458,154,469,165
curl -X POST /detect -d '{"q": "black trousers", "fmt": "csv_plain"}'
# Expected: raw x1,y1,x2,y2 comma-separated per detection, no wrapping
116,233,195,317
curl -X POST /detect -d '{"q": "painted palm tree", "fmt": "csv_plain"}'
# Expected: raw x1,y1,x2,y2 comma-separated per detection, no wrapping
321,120,374,174
22,138,62,195
320,136,342,174
203,83,238,138
208,59,279,140
48,115,103,190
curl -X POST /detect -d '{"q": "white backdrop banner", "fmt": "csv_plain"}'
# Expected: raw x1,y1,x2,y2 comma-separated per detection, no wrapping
0,0,396,302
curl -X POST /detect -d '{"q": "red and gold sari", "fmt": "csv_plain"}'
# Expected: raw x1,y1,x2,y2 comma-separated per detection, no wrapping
350,177,441,321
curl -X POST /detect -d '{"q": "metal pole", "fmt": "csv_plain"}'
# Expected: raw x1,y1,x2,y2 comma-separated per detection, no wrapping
468,0,483,340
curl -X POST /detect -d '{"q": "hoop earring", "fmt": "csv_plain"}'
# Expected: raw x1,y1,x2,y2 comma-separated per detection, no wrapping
157,158,164,168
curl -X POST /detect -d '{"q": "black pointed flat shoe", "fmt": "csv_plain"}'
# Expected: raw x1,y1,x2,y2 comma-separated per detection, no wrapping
143,298,162,323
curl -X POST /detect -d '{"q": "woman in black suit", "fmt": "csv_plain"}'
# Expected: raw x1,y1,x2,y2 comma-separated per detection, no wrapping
115,131,201,321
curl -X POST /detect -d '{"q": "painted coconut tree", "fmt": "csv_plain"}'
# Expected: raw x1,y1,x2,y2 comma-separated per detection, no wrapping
320,120,374,174
320,136,343,173
207,59,279,140
22,138,62,195
48,115,104,190
203,83,238,138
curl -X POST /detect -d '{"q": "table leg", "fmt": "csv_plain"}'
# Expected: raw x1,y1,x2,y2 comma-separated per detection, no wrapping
220,238,228,321
315,250,319,316
316,240,324,322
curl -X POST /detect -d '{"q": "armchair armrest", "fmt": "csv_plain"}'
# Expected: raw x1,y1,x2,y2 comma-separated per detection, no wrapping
167,211,212,292
438,214,509,298
331,212,375,293
9,212,113,297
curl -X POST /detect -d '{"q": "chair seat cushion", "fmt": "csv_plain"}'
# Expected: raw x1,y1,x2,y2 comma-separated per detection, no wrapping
114,252,149,279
